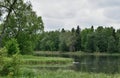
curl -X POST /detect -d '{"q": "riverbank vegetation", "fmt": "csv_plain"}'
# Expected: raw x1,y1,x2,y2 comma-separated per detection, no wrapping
34,51,120,57
22,55,73,66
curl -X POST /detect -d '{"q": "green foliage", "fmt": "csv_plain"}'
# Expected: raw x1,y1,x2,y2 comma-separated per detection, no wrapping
36,31,60,51
36,26,120,53
0,0,44,54
81,27,93,51
0,39,21,76
20,68,37,78
95,27,116,52
0,47,7,57
37,70,120,78
85,33,96,52
59,41,68,52
59,32,70,52
0,54,21,77
75,26,81,51
107,36,117,53
0,47,7,72
22,55,73,65
5,38,19,56
117,37,120,53
20,41,33,54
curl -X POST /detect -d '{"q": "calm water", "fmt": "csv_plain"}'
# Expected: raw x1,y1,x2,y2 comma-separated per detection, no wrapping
33,54,120,74
72,55,120,73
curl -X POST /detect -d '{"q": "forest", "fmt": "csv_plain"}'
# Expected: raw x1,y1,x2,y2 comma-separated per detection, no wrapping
35,26,120,53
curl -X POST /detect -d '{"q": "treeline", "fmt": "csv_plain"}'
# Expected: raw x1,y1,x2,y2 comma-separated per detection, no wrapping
35,26,120,53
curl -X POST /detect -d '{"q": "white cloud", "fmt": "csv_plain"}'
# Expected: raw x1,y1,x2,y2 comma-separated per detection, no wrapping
30,0,120,31
103,7,120,21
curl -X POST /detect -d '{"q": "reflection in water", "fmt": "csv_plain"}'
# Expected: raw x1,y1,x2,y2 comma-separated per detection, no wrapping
72,55,120,73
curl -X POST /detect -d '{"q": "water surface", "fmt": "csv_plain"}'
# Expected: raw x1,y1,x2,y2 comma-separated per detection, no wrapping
72,55,120,73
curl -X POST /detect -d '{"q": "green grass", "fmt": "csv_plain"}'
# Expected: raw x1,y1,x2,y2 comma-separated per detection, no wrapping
1,55,120,78
37,70,120,78
17,55,120,78
34,51,120,57
22,55,73,65
0,55,73,78
1,69,120,78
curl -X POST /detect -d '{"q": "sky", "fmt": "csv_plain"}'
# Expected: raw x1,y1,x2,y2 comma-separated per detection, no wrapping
29,0,120,31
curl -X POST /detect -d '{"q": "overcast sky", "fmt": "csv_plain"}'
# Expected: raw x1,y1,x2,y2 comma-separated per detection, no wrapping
29,0,120,31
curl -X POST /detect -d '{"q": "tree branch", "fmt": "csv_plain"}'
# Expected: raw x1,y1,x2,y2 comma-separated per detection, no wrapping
0,0,17,47
0,5,9,10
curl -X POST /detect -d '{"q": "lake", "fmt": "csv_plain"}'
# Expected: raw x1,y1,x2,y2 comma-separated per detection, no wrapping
72,55,120,74
34,52,120,74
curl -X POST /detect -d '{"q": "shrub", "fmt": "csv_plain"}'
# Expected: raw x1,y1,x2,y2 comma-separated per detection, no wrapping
5,38,20,56
1,54,21,76
0,47,7,75
20,41,33,55
0,47,7,57
20,68,37,78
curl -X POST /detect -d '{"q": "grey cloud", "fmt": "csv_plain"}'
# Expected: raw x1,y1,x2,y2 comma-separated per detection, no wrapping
43,18,65,31
40,1,81,19
43,10,77,19
89,0,120,8
30,0,120,31
103,7,120,21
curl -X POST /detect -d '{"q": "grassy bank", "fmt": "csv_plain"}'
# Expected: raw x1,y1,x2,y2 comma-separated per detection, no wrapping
22,55,73,65
21,55,73,70
1,55,120,78
1,69,120,78
37,70,120,78
0,55,73,77
34,51,120,57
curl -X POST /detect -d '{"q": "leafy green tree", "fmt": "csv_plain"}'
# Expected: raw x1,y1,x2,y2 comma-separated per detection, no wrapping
59,40,68,52
71,28,75,33
116,29,120,52
75,26,81,51
59,30,69,52
61,28,65,33
95,26,107,52
37,31,60,51
0,0,44,54
5,38,19,56
81,26,94,51
0,0,18,47
85,33,96,52
107,36,116,53
76,25,80,34
68,32,77,52
118,37,120,53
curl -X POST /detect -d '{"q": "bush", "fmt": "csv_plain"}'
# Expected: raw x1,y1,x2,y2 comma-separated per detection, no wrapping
0,47,7,75
0,39,21,76
20,41,34,55
5,38,20,56
0,54,21,76
20,68,37,78
0,47,7,57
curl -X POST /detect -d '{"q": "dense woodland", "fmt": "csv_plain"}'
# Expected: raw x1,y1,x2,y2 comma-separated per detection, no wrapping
35,26,120,53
